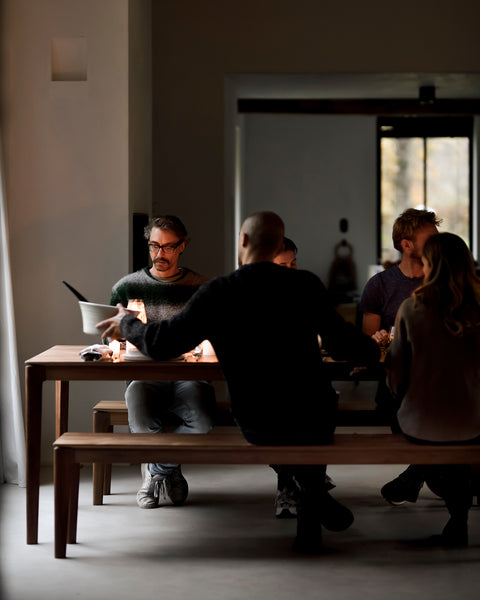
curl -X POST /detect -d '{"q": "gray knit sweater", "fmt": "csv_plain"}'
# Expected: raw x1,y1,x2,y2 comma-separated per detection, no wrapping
110,267,207,322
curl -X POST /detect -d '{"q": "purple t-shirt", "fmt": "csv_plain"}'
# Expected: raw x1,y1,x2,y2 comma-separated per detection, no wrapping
359,264,423,331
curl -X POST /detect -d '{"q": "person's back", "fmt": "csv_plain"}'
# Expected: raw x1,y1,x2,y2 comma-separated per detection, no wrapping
390,297,480,442
183,261,372,441
385,232,480,546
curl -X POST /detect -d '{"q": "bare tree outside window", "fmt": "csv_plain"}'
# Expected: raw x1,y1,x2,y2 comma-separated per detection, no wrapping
379,118,471,265
427,138,469,241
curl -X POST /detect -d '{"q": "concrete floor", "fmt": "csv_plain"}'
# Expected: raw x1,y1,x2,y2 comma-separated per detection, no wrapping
1,461,480,600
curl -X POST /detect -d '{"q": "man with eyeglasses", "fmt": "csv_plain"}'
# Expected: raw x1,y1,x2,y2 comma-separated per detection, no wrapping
110,215,215,509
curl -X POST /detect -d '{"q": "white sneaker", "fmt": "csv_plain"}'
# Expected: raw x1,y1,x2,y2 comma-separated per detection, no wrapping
136,463,166,509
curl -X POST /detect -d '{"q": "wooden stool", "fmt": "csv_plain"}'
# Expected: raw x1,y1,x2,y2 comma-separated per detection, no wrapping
92,401,129,505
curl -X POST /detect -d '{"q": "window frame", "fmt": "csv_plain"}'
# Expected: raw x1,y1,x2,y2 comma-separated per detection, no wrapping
376,116,474,262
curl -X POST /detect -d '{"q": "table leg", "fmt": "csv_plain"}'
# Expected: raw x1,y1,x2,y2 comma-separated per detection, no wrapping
25,364,45,544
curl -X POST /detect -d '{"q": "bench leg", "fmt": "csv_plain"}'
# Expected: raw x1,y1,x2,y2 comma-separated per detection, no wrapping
54,446,76,558
92,410,113,505
103,462,113,496
67,463,80,544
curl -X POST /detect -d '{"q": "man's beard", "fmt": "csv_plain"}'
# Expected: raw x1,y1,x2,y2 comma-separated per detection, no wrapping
153,258,171,271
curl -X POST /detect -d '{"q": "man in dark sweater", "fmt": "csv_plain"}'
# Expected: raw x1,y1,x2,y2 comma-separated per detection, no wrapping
359,208,440,505
99,211,379,552
110,215,215,510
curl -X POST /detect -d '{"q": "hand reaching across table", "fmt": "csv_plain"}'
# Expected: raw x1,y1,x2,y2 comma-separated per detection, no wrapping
96,303,130,340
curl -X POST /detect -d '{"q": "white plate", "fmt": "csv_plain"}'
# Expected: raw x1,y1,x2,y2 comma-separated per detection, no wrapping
122,349,152,361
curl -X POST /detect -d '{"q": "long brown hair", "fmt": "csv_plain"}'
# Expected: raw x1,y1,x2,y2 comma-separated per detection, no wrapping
414,232,480,336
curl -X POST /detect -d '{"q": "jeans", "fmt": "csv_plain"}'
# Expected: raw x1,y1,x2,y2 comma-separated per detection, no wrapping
125,380,215,476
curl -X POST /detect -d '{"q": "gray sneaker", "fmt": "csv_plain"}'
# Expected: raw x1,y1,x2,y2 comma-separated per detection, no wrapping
275,488,298,518
165,467,189,505
136,463,166,509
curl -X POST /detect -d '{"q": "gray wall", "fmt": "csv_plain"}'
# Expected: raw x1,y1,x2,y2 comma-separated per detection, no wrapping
242,114,377,291
152,0,480,279
1,0,151,464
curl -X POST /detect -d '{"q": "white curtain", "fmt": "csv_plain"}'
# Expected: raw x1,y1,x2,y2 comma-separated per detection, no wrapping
0,141,26,486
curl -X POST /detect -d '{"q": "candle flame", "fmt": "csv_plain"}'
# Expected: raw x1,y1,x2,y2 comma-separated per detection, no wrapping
127,299,147,323
109,340,121,360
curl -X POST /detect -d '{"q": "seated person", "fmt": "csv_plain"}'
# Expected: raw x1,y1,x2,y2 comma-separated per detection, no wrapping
385,232,480,546
273,237,335,519
273,236,297,269
99,211,380,553
110,215,215,509
359,208,440,504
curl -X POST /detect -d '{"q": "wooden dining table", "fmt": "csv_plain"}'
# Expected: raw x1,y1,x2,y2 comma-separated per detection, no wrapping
24,344,383,545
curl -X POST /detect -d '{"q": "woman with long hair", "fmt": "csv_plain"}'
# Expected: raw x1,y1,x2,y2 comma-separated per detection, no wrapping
386,232,480,546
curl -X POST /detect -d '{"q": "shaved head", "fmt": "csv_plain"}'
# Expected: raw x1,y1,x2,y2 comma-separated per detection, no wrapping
238,211,285,265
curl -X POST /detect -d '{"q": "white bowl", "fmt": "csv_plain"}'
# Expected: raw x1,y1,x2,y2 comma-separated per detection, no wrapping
79,301,119,335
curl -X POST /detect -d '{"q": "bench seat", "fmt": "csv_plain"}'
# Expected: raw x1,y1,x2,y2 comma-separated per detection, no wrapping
53,430,480,558
56,430,480,465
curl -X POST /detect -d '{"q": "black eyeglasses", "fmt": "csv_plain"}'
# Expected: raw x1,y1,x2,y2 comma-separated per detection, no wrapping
148,240,183,255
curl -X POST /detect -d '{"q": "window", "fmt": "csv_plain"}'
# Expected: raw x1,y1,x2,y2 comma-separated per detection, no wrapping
378,117,472,264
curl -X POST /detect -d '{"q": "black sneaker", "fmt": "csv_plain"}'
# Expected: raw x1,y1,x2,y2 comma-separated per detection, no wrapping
325,473,336,490
425,519,468,547
292,530,324,554
381,466,424,505
294,502,323,553
318,492,354,532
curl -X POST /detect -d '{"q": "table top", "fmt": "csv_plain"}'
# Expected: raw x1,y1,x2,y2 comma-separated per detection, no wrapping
25,345,219,365
25,345,225,382
25,345,383,382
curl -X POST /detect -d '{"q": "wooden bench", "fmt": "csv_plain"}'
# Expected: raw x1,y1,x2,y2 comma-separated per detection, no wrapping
91,394,385,505
53,429,480,558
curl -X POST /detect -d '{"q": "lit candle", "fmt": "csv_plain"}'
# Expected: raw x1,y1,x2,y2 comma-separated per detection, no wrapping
109,340,121,361
126,299,147,356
